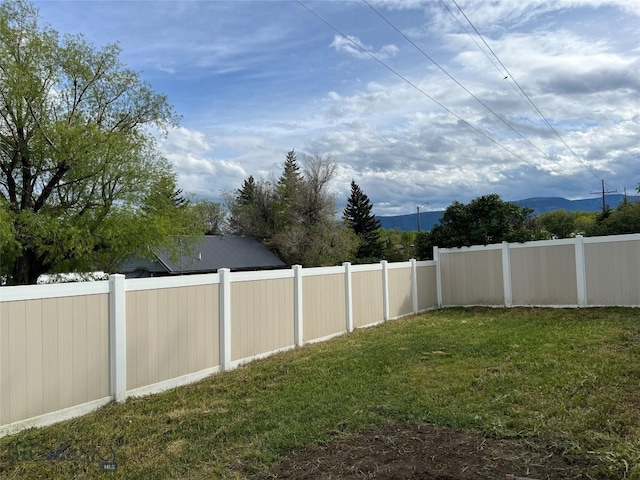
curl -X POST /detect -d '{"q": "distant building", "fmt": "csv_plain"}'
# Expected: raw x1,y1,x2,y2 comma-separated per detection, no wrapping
117,235,285,278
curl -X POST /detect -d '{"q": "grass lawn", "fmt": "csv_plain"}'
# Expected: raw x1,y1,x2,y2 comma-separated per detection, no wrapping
1,307,639,479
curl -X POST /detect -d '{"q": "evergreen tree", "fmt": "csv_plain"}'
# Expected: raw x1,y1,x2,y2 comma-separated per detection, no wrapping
277,150,303,203
343,180,383,260
228,175,261,237
238,176,257,206
275,150,303,229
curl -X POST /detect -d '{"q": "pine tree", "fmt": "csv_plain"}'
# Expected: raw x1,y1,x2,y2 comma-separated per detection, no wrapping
343,180,383,260
238,176,257,206
228,175,261,236
277,150,303,201
275,150,303,227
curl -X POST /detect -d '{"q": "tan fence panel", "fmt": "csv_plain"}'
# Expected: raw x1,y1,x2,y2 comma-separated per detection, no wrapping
440,249,504,306
585,239,640,306
126,285,218,391
352,269,384,327
303,273,346,341
417,263,438,310
231,278,294,361
0,294,109,427
388,266,413,318
510,244,577,305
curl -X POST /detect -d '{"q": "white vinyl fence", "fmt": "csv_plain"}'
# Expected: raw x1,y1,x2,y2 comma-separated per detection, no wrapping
0,260,436,437
436,233,640,308
1,233,639,437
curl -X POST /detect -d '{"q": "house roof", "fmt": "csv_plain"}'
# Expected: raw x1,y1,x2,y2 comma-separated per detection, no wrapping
119,236,285,275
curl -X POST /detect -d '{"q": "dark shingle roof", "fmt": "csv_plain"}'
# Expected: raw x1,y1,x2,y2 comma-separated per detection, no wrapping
154,236,285,273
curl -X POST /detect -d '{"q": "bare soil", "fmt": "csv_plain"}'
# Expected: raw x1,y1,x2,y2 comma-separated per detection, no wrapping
264,422,613,479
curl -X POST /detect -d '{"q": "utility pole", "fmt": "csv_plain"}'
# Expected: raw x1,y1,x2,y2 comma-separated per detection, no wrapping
416,203,429,232
591,179,616,214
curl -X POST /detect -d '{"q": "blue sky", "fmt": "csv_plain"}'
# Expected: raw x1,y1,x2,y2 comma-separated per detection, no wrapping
33,0,640,215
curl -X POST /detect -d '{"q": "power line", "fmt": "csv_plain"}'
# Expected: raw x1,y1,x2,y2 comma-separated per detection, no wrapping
361,0,587,185
449,0,601,182
438,0,532,107
295,1,560,177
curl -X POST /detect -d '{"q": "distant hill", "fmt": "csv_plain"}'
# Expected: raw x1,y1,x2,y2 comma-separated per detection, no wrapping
378,210,442,232
378,194,640,232
512,195,640,214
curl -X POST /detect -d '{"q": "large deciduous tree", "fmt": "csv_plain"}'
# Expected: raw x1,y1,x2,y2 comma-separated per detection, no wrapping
343,180,383,261
0,0,198,284
419,194,542,258
273,153,357,266
194,200,225,235
536,209,597,238
379,227,416,262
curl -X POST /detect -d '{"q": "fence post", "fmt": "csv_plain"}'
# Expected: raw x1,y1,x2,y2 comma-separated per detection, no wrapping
293,265,304,346
219,268,232,370
381,260,390,321
574,235,587,307
501,242,513,308
108,274,127,402
434,247,443,308
411,258,418,314
343,262,354,332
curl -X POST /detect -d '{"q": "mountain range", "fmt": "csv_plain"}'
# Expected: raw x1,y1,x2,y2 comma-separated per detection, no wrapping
377,194,640,232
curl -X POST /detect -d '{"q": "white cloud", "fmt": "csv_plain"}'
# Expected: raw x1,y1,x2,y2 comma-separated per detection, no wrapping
161,127,213,154
330,34,399,60
34,0,639,216
427,0,640,34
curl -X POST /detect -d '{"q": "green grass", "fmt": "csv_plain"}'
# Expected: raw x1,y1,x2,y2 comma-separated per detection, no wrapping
1,307,639,479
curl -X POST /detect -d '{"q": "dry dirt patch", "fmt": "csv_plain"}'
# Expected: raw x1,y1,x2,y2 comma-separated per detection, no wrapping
265,422,608,479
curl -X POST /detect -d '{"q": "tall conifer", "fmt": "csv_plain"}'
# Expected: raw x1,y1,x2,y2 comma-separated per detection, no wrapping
343,180,383,260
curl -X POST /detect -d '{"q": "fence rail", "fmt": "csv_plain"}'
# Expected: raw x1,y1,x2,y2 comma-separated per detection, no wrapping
2,233,639,436
434,233,640,308
1,260,435,436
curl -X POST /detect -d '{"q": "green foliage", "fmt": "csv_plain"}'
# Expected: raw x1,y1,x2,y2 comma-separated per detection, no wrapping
573,212,597,235
379,228,416,262
587,198,640,236
414,231,431,260
0,200,19,278
271,220,358,267
193,200,225,235
426,194,542,250
238,175,257,206
0,0,195,283
343,180,383,261
536,209,597,238
276,150,303,209
271,149,304,235
227,176,279,240
226,153,357,266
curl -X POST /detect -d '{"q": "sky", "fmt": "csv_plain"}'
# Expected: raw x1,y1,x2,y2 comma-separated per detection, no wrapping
33,0,640,215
